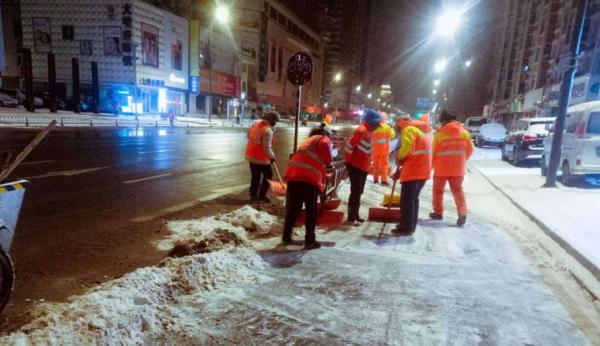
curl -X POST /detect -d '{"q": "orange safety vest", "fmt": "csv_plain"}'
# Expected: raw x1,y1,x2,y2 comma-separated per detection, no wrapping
371,123,395,156
396,125,432,182
344,123,373,172
284,135,333,192
245,119,274,164
432,121,473,177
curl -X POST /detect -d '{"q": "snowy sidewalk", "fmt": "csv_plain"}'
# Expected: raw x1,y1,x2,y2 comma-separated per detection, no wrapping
472,150,600,280
1,169,597,344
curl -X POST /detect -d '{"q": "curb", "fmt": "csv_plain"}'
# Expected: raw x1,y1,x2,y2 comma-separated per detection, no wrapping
471,165,600,282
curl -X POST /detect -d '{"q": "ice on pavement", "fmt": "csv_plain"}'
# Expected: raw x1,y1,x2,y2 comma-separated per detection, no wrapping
215,205,281,234
1,179,591,344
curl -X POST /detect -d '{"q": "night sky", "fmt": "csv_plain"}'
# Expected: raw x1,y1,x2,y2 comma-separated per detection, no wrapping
370,0,498,117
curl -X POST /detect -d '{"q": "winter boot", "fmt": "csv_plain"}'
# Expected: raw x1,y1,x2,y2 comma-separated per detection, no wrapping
429,212,443,220
457,215,467,227
304,242,321,250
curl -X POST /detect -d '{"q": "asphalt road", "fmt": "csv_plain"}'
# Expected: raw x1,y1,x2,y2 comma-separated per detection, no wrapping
0,124,322,327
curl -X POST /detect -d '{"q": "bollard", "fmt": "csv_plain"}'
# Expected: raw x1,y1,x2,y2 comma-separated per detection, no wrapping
25,117,29,127
90,118,93,127
60,118,64,127
115,119,118,127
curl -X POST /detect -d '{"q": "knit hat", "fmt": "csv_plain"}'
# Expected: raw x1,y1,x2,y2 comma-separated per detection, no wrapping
363,109,383,128
438,110,456,123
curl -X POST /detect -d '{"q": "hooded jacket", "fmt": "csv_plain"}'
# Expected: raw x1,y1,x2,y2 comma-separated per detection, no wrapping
396,124,432,182
432,121,473,177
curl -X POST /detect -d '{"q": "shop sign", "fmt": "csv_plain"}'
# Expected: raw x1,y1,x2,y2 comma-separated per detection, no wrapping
139,78,165,87
121,3,133,66
189,76,200,93
258,13,268,82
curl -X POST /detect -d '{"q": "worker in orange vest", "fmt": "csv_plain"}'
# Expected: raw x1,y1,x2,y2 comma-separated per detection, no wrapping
344,109,382,225
321,113,333,129
371,113,396,185
430,110,473,226
245,112,280,203
282,127,334,250
392,115,432,234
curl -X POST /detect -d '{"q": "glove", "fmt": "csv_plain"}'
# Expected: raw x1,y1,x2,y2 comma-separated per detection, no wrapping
392,169,401,181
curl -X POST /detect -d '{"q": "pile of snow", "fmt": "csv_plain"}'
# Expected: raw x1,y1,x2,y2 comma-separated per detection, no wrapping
158,205,281,253
215,205,281,234
1,248,268,344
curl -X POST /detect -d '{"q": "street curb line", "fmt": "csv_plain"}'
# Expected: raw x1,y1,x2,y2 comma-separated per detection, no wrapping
472,165,600,283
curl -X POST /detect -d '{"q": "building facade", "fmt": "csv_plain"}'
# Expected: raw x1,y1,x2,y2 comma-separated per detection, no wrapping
18,0,189,115
489,0,600,128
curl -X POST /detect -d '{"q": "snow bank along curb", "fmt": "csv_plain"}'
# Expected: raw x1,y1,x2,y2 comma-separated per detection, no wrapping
0,206,280,344
472,165,600,284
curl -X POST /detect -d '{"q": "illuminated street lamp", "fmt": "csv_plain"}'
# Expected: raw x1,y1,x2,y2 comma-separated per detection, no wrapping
356,85,362,92
434,79,440,86
207,4,230,122
324,102,329,108
334,72,343,83
377,98,381,102
383,102,387,106
434,58,448,74
465,60,473,68
432,89,437,95
436,9,463,38
367,93,372,99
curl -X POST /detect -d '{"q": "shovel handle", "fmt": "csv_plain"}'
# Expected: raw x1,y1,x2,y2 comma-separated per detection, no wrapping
387,167,401,211
271,162,284,184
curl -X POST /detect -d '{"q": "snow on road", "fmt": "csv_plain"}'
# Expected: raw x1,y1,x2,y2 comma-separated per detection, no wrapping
1,169,593,344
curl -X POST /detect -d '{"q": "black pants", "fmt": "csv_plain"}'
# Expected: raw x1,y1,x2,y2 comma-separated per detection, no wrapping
347,164,368,221
249,163,273,198
398,180,426,232
282,181,319,244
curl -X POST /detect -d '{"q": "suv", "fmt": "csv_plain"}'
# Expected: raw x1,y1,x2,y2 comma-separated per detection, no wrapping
501,117,555,166
465,116,488,140
541,101,600,185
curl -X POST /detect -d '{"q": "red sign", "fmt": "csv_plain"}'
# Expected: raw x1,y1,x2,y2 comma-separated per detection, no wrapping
199,69,240,97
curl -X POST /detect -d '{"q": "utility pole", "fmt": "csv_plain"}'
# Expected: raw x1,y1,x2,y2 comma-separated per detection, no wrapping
544,0,588,187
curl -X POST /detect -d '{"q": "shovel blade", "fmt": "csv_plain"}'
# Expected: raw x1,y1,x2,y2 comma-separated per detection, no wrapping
295,210,345,228
268,179,287,196
368,207,401,223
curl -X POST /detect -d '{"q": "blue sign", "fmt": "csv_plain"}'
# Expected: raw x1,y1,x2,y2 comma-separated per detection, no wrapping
416,97,435,109
189,76,200,93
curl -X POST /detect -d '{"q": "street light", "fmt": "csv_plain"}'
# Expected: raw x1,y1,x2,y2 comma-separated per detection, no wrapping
434,58,448,74
367,93,372,99
208,4,230,123
334,72,342,82
377,98,381,103
432,89,437,95
324,102,329,108
465,60,473,68
434,79,440,86
356,85,362,92
436,8,463,38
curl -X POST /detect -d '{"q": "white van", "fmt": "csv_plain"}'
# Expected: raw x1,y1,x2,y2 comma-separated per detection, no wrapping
541,101,600,185
464,116,488,139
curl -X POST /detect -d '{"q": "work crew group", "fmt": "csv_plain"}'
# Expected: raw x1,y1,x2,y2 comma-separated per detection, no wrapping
245,109,473,249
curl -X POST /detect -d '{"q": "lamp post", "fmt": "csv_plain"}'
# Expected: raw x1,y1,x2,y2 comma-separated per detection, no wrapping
207,5,230,123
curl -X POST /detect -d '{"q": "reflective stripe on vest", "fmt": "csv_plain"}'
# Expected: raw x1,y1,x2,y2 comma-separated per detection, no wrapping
375,138,389,144
357,144,372,155
437,149,467,156
287,160,322,179
344,142,354,154
412,149,432,156
295,137,326,166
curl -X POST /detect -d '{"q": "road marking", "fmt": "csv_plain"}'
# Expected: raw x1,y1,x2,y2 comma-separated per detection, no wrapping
138,149,173,154
131,183,248,223
20,160,54,166
26,167,108,179
123,173,172,184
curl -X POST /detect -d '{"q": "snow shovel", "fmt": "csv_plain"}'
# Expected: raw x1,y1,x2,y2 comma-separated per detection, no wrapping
368,169,401,223
267,162,287,196
295,209,344,228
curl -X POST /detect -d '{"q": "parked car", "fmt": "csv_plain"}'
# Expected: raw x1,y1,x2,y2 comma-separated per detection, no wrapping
501,117,555,166
465,116,488,140
541,101,600,185
40,92,66,110
0,92,19,107
474,123,507,147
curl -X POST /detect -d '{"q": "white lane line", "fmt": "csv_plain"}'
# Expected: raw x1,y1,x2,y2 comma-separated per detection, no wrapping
138,149,173,154
26,167,109,179
131,183,248,223
20,160,54,166
123,173,172,184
